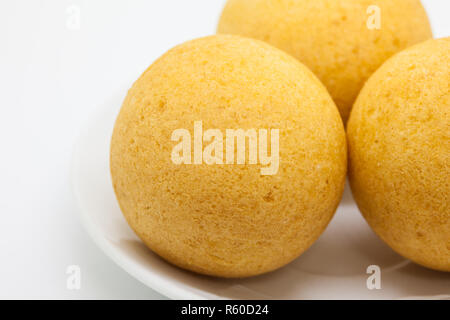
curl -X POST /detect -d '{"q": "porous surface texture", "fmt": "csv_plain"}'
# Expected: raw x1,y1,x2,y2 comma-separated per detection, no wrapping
218,0,433,122
111,35,347,278
348,38,450,272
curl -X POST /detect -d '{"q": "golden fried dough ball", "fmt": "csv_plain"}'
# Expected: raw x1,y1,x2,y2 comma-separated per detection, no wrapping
218,0,432,122
348,38,450,272
111,35,347,277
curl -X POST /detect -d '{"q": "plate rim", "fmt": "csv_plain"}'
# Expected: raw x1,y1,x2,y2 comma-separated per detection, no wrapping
71,90,450,301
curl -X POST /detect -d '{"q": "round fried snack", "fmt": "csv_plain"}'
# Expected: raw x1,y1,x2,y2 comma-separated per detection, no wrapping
348,38,450,272
218,0,432,122
111,35,347,277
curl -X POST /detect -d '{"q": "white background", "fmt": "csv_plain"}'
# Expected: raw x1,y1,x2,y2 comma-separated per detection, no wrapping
0,0,448,299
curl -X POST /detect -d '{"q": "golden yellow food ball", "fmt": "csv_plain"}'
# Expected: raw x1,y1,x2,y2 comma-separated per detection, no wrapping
218,0,433,123
348,38,450,272
111,35,347,278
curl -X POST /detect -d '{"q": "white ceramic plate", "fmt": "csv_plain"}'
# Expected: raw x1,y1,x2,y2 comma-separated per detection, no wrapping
72,89,450,300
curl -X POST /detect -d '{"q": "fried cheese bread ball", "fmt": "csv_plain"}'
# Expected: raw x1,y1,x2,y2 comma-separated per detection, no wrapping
111,35,347,277
348,38,450,272
218,0,433,122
